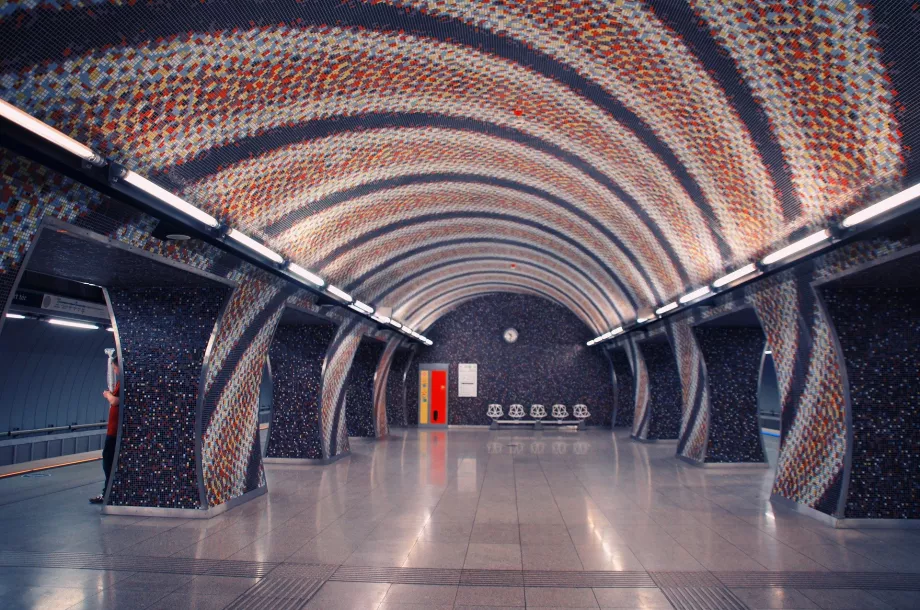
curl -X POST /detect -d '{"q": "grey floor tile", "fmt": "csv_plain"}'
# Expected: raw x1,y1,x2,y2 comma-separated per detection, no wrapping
867,590,920,610
525,586,599,608
464,543,522,570
144,591,241,610
402,541,469,569
454,585,525,606
522,543,584,571
381,583,458,605
797,589,893,610
729,587,819,609
592,586,672,609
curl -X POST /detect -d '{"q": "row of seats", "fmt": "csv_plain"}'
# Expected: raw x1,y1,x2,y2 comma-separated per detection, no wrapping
487,403,590,421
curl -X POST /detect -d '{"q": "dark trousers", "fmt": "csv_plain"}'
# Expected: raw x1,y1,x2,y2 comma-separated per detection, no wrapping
101,435,117,495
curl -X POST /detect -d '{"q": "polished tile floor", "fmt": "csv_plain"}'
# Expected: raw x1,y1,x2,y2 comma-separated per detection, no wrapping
0,428,918,609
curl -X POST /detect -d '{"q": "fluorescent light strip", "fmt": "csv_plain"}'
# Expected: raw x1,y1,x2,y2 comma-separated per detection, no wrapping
656,302,679,315
106,327,114,332
762,230,830,265
0,99,104,166
389,320,403,330
843,183,920,228
350,300,374,315
679,286,712,304
48,318,98,330
325,285,352,303
371,313,390,324
122,170,219,228
226,229,284,264
5,313,26,319
611,326,624,336
637,316,654,323
287,263,325,287
713,263,758,288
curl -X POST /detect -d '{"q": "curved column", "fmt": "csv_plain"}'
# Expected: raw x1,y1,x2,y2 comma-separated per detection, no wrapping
607,347,634,429
626,337,650,440
345,337,386,437
669,320,710,462
641,338,683,441
265,321,336,459
319,319,369,459
373,336,405,437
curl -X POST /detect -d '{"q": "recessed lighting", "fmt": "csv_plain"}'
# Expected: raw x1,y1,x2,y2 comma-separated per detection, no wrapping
48,318,98,330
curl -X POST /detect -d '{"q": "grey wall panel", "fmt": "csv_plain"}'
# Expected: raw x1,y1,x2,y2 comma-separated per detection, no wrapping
0,318,114,434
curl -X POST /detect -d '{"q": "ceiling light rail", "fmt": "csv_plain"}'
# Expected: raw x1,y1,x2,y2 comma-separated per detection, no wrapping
0,102,433,345
586,182,920,347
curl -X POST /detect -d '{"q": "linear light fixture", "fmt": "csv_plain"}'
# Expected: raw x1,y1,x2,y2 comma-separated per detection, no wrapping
0,99,105,166
5,313,26,319
843,183,920,228
762,230,830,266
106,327,114,332
389,320,403,330
713,263,758,288
287,263,325,287
637,315,655,324
226,229,284,264
325,285,352,303
679,286,712,304
586,339,597,346
610,326,623,336
656,302,678,315
350,300,374,315
48,318,98,330
122,170,219,228
371,313,391,325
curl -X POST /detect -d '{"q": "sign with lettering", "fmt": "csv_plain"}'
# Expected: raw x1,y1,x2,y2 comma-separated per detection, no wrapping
458,363,478,397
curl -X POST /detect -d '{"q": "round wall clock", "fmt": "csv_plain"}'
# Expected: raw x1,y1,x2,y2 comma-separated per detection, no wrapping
503,328,519,343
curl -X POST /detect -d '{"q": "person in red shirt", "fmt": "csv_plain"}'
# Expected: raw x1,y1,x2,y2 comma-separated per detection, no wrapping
90,360,120,504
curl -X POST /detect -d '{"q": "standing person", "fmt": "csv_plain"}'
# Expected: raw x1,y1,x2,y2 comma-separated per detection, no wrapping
90,357,120,504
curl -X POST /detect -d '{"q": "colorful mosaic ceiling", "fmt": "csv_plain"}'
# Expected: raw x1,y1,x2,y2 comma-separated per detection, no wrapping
1,1,917,333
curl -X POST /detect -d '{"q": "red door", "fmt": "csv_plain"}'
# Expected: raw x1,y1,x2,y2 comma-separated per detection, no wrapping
430,370,447,424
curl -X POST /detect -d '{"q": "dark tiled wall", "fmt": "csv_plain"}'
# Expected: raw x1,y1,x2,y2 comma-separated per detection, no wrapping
346,338,385,437
107,284,229,509
386,348,413,427
821,284,920,519
608,348,634,428
265,323,336,459
694,326,766,463
641,341,682,440
415,294,612,426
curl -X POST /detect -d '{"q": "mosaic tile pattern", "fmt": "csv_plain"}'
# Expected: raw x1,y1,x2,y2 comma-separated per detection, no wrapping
385,347,414,428
821,283,920,519
373,337,404,437
345,337,386,438
668,319,709,462
1,0,916,333
627,337,651,440
607,347,634,429
641,340,683,441
694,326,767,464
319,320,367,458
265,323,336,460
414,293,612,426
107,285,229,509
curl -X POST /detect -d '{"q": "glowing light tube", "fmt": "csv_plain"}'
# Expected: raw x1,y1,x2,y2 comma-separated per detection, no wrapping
326,285,352,303
679,287,712,304
287,263,324,287
762,230,830,265
122,171,219,228
843,183,920,228
0,99,104,166
226,229,284,264
350,300,374,315
389,320,403,330
656,302,678,315
5,313,26,319
48,318,98,330
713,264,758,288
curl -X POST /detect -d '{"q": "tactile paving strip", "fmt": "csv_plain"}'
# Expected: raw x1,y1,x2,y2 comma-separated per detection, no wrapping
0,551,277,578
523,570,655,588
714,571,920,590
225,577,325,610
651,571,723,587
330,566,461,585
660,586,749,610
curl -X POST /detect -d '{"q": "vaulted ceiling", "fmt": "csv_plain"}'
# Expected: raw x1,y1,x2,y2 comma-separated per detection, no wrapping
1,1,917,333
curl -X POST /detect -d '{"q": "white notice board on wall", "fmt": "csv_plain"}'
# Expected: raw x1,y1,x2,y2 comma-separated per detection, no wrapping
458,363,478,397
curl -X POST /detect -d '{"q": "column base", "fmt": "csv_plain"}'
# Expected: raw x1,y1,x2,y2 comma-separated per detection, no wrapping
102,485,266,520
263,450,351,465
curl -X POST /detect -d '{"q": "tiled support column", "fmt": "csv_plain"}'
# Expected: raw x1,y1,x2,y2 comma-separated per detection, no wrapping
626,337,651,440
669,321,710,462
265,322,336,460
385,347,414,428
319,320,370,460
820,282,920,520
199,275,289,508
750,273,848,516
693,326,767,464
345,337,386,437
106,284,231,510
606,347,634,429
373,337,405,437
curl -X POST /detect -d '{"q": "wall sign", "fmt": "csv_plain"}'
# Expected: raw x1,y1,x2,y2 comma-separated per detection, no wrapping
458,363,478,397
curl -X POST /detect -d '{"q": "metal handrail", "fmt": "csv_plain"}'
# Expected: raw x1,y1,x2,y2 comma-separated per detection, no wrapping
4,422,106,437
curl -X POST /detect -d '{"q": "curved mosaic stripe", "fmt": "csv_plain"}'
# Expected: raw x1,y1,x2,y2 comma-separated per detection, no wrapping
357,242,619,323
319,320,367,459
627,338,651,440
315,217,637,321
669,319,710,463
373,337,404,438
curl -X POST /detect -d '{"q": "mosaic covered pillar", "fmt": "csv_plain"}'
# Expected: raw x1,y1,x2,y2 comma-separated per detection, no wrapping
318,319,369,460
373,336,405,437
641,339,683,441
345,337,386,437
606,347,634,428
106,284,231,510
198,275,289,508
265,322,336,460
669,320,710,462
625,337,650,440
693,325,767,464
